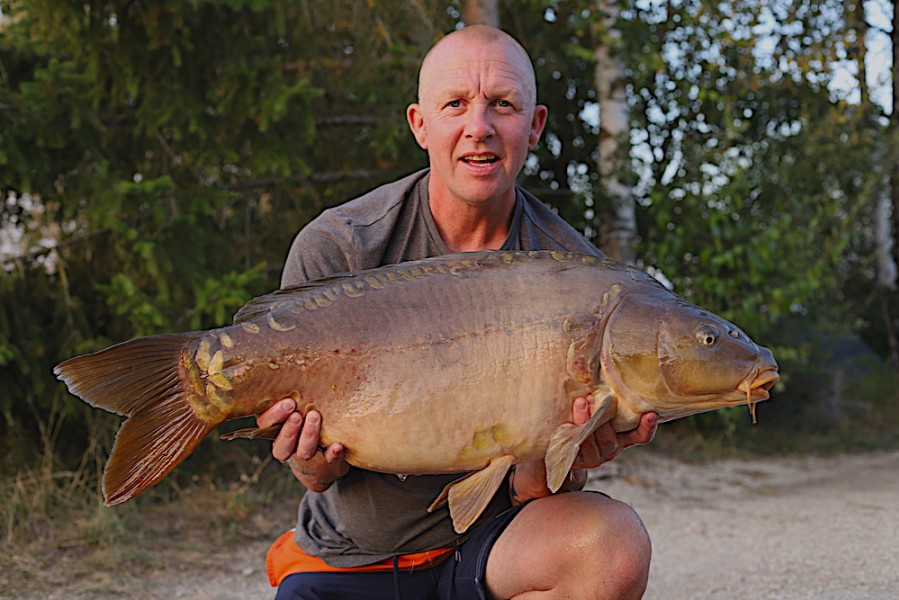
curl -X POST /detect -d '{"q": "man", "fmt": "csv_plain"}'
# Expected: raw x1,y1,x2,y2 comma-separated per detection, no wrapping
257,25,658,599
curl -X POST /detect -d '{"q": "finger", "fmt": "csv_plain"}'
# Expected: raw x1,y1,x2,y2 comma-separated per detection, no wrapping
257,398,296,429
323,443,345,465
271,412,302,462
618,412,659,448
296,410,323,461
577,434,602,468
572,396,592,426
593,421,621,463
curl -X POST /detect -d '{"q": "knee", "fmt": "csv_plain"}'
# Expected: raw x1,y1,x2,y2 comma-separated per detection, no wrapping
558,494,652,599
596,499,651,598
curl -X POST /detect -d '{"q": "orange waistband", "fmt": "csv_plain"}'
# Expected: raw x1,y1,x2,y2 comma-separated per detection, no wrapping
266,529,455,587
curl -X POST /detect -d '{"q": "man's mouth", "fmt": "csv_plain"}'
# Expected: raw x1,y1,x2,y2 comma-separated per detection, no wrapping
461,154,500,165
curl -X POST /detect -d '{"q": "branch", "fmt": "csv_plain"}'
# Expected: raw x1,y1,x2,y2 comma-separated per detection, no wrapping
2,169,405,266
2,226,113,266
315,116,380,127
221,168,403,191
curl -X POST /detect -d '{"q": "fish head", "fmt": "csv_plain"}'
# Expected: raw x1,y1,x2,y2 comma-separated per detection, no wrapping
602,292,779,422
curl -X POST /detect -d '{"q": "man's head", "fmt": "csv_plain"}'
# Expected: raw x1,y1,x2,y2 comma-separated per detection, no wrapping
407,25,548,210
416,26,538,107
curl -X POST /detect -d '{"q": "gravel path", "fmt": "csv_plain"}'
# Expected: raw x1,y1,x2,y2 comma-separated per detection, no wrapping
590,450,899,600
10,450,898,599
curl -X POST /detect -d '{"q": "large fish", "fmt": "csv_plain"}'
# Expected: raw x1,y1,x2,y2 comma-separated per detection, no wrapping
55,251,778,533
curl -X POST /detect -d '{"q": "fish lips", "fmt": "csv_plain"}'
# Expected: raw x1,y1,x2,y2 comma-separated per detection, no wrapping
737,364,780,400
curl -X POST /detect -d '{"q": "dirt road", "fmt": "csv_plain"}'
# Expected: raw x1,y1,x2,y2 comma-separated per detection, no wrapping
11,450,898,599
594,450,899,600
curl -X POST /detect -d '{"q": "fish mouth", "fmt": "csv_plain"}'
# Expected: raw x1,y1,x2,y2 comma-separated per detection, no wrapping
739,366,779,398
737,366,780,423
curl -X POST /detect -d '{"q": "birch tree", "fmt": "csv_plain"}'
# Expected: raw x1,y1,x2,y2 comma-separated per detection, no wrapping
891,0,899,281
594,0,636,264
464,0,500,27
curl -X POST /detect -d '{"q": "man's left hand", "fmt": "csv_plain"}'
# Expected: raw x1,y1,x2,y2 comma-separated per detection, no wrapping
509,397,658,505
571,396,658,469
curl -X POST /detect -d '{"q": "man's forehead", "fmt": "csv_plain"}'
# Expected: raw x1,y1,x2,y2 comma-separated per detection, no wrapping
437,56,528,81
419,41,536,102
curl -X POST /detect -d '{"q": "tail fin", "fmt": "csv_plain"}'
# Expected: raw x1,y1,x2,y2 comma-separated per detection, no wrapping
54,333,218,505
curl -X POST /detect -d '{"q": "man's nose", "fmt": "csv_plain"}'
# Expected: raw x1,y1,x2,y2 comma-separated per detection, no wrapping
464,105,495,140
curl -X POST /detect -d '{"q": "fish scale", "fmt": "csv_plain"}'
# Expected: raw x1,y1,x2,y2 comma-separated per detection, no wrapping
54,250,778,533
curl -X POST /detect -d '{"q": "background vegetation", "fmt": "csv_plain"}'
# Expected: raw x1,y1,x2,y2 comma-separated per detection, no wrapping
1,0,898,589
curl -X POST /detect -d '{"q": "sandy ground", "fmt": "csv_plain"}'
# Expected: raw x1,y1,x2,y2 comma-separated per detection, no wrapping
7,450,898,599
589,450,899,600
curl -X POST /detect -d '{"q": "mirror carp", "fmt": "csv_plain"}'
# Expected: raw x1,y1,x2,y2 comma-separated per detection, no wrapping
55,251,779,533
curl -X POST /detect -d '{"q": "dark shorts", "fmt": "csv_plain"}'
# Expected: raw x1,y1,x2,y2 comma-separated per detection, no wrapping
274,504,525,600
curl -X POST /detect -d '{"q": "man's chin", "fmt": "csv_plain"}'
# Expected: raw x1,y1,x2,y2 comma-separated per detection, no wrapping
450,175,516,203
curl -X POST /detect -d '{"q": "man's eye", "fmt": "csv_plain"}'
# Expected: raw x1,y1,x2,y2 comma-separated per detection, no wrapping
447,100,462,108
496,100,512,108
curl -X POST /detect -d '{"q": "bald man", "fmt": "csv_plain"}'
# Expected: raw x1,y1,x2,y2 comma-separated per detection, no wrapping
257,25,657,599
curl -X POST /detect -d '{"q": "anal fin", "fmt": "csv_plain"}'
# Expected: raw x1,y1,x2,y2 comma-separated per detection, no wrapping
220,423,283,441
545,395,616,493
428,454,516,534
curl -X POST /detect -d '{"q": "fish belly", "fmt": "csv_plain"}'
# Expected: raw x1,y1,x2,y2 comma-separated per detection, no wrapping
314,324,573,474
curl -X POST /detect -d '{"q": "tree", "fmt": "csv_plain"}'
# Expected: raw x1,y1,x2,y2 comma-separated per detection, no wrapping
464,0,500,27
888,0,899,363
892,0,899,279
0,0,453,458
617,1,878,336
2,0,896,477
594,0,636,263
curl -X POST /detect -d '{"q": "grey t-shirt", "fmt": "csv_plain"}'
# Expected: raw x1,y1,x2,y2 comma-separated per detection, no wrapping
281,169,602,567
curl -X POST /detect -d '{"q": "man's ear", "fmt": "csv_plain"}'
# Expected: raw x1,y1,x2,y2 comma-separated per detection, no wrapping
528,104,549,150
406,104,428,149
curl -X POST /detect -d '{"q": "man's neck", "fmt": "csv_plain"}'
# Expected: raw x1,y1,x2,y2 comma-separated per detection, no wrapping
428,184,517,253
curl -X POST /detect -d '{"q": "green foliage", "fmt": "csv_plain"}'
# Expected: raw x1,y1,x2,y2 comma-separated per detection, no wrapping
611,0,891,421
0,0,895,496
0,0,452,468
505,0,604,230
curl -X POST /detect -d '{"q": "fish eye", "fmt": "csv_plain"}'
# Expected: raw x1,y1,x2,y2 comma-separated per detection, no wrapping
695,325,719,347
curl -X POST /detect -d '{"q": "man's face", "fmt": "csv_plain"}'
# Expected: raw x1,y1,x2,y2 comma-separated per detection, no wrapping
407,37,547,208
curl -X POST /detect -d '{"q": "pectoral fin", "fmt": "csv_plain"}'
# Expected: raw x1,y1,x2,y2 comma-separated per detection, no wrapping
545,395,617,493
428,454,516,534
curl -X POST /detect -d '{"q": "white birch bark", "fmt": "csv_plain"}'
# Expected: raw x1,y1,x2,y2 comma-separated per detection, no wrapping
877,191,897,289
595,0,636,264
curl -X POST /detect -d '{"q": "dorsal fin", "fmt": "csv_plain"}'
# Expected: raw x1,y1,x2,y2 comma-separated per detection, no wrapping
232,251,607,324
233,251,501,324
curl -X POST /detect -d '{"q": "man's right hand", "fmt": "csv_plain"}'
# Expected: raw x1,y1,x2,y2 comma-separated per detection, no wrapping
257,399,350,492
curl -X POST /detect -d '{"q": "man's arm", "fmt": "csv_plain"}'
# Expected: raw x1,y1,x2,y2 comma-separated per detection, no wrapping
508,397,658,506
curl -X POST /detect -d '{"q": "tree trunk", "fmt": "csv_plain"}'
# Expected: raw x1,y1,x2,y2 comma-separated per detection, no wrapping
852,0,894,292
886,0,899,367
463,0,499,27
891,0,899,269
594,0,636,264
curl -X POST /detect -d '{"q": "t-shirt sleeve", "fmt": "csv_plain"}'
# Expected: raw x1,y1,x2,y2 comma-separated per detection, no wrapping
280,209,357,288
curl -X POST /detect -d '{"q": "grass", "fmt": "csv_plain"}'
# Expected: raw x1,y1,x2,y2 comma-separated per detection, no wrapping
0,406,301,599
0,459,299,599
